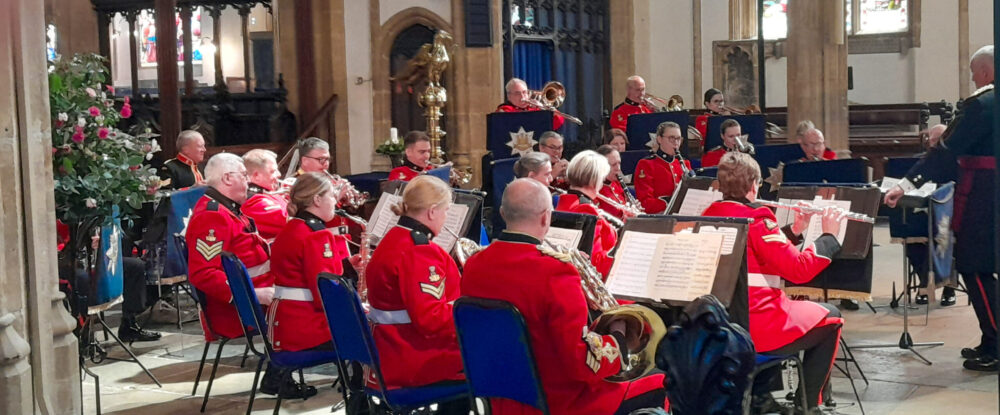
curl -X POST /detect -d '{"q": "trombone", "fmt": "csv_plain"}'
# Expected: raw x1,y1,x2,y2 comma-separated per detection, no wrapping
643,93,703,141
526,81,584,125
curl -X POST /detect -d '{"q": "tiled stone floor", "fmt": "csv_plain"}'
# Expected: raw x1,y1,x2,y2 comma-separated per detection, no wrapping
81,224,1000,414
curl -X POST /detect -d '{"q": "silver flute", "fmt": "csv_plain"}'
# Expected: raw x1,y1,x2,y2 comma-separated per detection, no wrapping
756,200,875,224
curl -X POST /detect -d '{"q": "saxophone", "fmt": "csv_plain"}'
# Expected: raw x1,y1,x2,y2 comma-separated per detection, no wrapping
541,240,665,382
336,209,372,301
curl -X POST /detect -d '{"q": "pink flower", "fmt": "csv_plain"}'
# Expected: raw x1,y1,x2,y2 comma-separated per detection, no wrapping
51,147,58,154
106,85,115,94
72,125,85,143
54,120,64,128
129,165,140,171
85,87,97,97
88,106,100,117
98,127,109,139
120,104,132,119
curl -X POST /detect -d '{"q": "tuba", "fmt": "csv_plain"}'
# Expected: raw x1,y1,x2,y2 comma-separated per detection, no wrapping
526,81,584,125
542,241,666,382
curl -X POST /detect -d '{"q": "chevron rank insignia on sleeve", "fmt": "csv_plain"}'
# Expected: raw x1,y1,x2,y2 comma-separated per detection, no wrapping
419,281,445,299
764,219,778,230
196,229,224,260
761,233,788,244
262,198,281,211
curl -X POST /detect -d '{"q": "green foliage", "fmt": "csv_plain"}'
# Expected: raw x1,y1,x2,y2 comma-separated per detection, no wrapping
50,54,162,224
375,137,405,155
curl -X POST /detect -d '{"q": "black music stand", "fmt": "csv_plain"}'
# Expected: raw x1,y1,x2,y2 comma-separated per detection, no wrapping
850,185,950,365
549,211,598,254
625,112,691,157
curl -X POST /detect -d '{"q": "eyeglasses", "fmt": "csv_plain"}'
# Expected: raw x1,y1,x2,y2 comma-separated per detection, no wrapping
542,144,564,151
303,155,331,164
661,135,683,142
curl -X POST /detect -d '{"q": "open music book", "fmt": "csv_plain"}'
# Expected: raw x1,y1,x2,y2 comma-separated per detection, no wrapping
367,192,469,253
606,230,725,303
676,187,723,216
544,226,583,251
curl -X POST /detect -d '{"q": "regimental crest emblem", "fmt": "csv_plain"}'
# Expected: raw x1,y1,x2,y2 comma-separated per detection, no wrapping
764,219,778,230
196,229,223,260
638,169,646,179
428,265,441,282
764,162,785,191
646,132,658,151
323,243,333,258
507,126,537,157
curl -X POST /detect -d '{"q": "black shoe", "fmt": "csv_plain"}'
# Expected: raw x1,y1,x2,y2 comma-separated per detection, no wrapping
752,393,791,414
117,320,162,343
915,294,929,305
260,373,319,399
941,288,957,306
961,345,983,359
839,299,860,311
963,355,999,372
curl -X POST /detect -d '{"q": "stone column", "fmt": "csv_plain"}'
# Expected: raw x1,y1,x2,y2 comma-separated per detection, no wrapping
786,0,849,153
608,0,636,105
0,0,80,413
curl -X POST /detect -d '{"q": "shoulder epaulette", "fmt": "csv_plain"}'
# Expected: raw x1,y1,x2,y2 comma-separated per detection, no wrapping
970,83,995,99
304,217,326,232
410,229,430,245
708,146,723,152
536,245,572,263
643,154,656,159
206,200,220,211
613,102,625,111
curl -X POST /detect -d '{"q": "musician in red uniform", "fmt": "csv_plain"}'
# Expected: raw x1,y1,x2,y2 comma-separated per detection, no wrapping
693,88,728,139
701,118,742,168
797,121,837,161
389,131,433,182
513,151,554,187
538,131,570,188
555,150,618,278
462,178,666,415
496,78,565,130
596,145,631,220
609,75,655,131
241,149,288,241
186,153,315,399
702,152,846,413
364,176,467,411
634,122,692,214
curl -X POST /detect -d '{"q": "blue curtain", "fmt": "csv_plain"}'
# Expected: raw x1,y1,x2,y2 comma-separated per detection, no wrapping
513,41,552,91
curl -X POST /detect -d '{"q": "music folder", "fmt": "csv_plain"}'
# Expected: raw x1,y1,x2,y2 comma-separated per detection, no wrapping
665,176,720,216
775,185,880,259
605,215,750,327
366,183,481,253
546,211,598,254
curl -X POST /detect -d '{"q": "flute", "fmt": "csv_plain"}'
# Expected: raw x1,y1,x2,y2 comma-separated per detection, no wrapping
757,200,875,224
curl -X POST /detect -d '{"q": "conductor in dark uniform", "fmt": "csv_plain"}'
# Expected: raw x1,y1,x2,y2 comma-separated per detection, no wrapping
885,45,997,371
159,130,206,190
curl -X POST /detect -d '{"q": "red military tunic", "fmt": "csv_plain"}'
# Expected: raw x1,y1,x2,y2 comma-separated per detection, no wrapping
242,184,289,241
555,190,617,279
800,149,837,162
268,211,350,352
187,187,273,340
702,199,842,352
388,158,431,182
461,231,665,415
496,101,565,130
694,113,710,140
609,98,654,131
634,151,692,214
700,146,731,168
364,215,464,389
597,179,628,220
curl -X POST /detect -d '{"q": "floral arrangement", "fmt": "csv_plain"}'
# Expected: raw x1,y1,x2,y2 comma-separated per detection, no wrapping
49,54,162,224
375,136,404,155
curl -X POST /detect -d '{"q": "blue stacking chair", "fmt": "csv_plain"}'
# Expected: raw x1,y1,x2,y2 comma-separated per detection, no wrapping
749,354,808,413
188,274,254,412
317,274,469,413
490,157,520,236
453,297,550,414
223,253,340,415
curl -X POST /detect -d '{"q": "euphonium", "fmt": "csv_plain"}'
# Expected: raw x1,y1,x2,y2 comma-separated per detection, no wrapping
526,81,584,125
443,226,484,267
541,240,666,382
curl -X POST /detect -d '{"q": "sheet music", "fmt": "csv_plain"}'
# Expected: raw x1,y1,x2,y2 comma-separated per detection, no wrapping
677,188,722,216
697,226,738,255
606,231,663,298
431,203,470,252
368,193,402,242
802,197,852,246
882,176,936,197
544,227,583,251
880,176,900,193
774,198,796,228
650,233,724,302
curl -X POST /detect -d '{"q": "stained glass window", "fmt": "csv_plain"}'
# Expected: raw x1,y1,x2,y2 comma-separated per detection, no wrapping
759,0,907,40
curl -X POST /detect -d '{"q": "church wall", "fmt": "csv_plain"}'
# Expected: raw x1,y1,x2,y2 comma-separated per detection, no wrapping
642,0,992,112
344,0,376,172
380,0,452,26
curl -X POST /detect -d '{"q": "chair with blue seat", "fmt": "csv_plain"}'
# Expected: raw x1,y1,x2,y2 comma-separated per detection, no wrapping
453,296,550,414
223,253,341,415
317,274,469,413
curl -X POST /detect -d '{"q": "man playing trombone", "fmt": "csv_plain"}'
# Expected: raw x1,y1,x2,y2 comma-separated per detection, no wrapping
609,75,655,131
496,77,565,130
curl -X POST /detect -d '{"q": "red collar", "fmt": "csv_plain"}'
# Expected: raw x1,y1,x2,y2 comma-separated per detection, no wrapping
177,153,198,166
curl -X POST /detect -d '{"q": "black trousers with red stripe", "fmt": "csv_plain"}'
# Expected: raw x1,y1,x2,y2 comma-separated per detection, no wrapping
962,272,998,358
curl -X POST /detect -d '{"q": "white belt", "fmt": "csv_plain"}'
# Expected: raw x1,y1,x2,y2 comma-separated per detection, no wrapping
274,285,313,301
748,272,784,289
368,307,411,325
247,260,271,278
